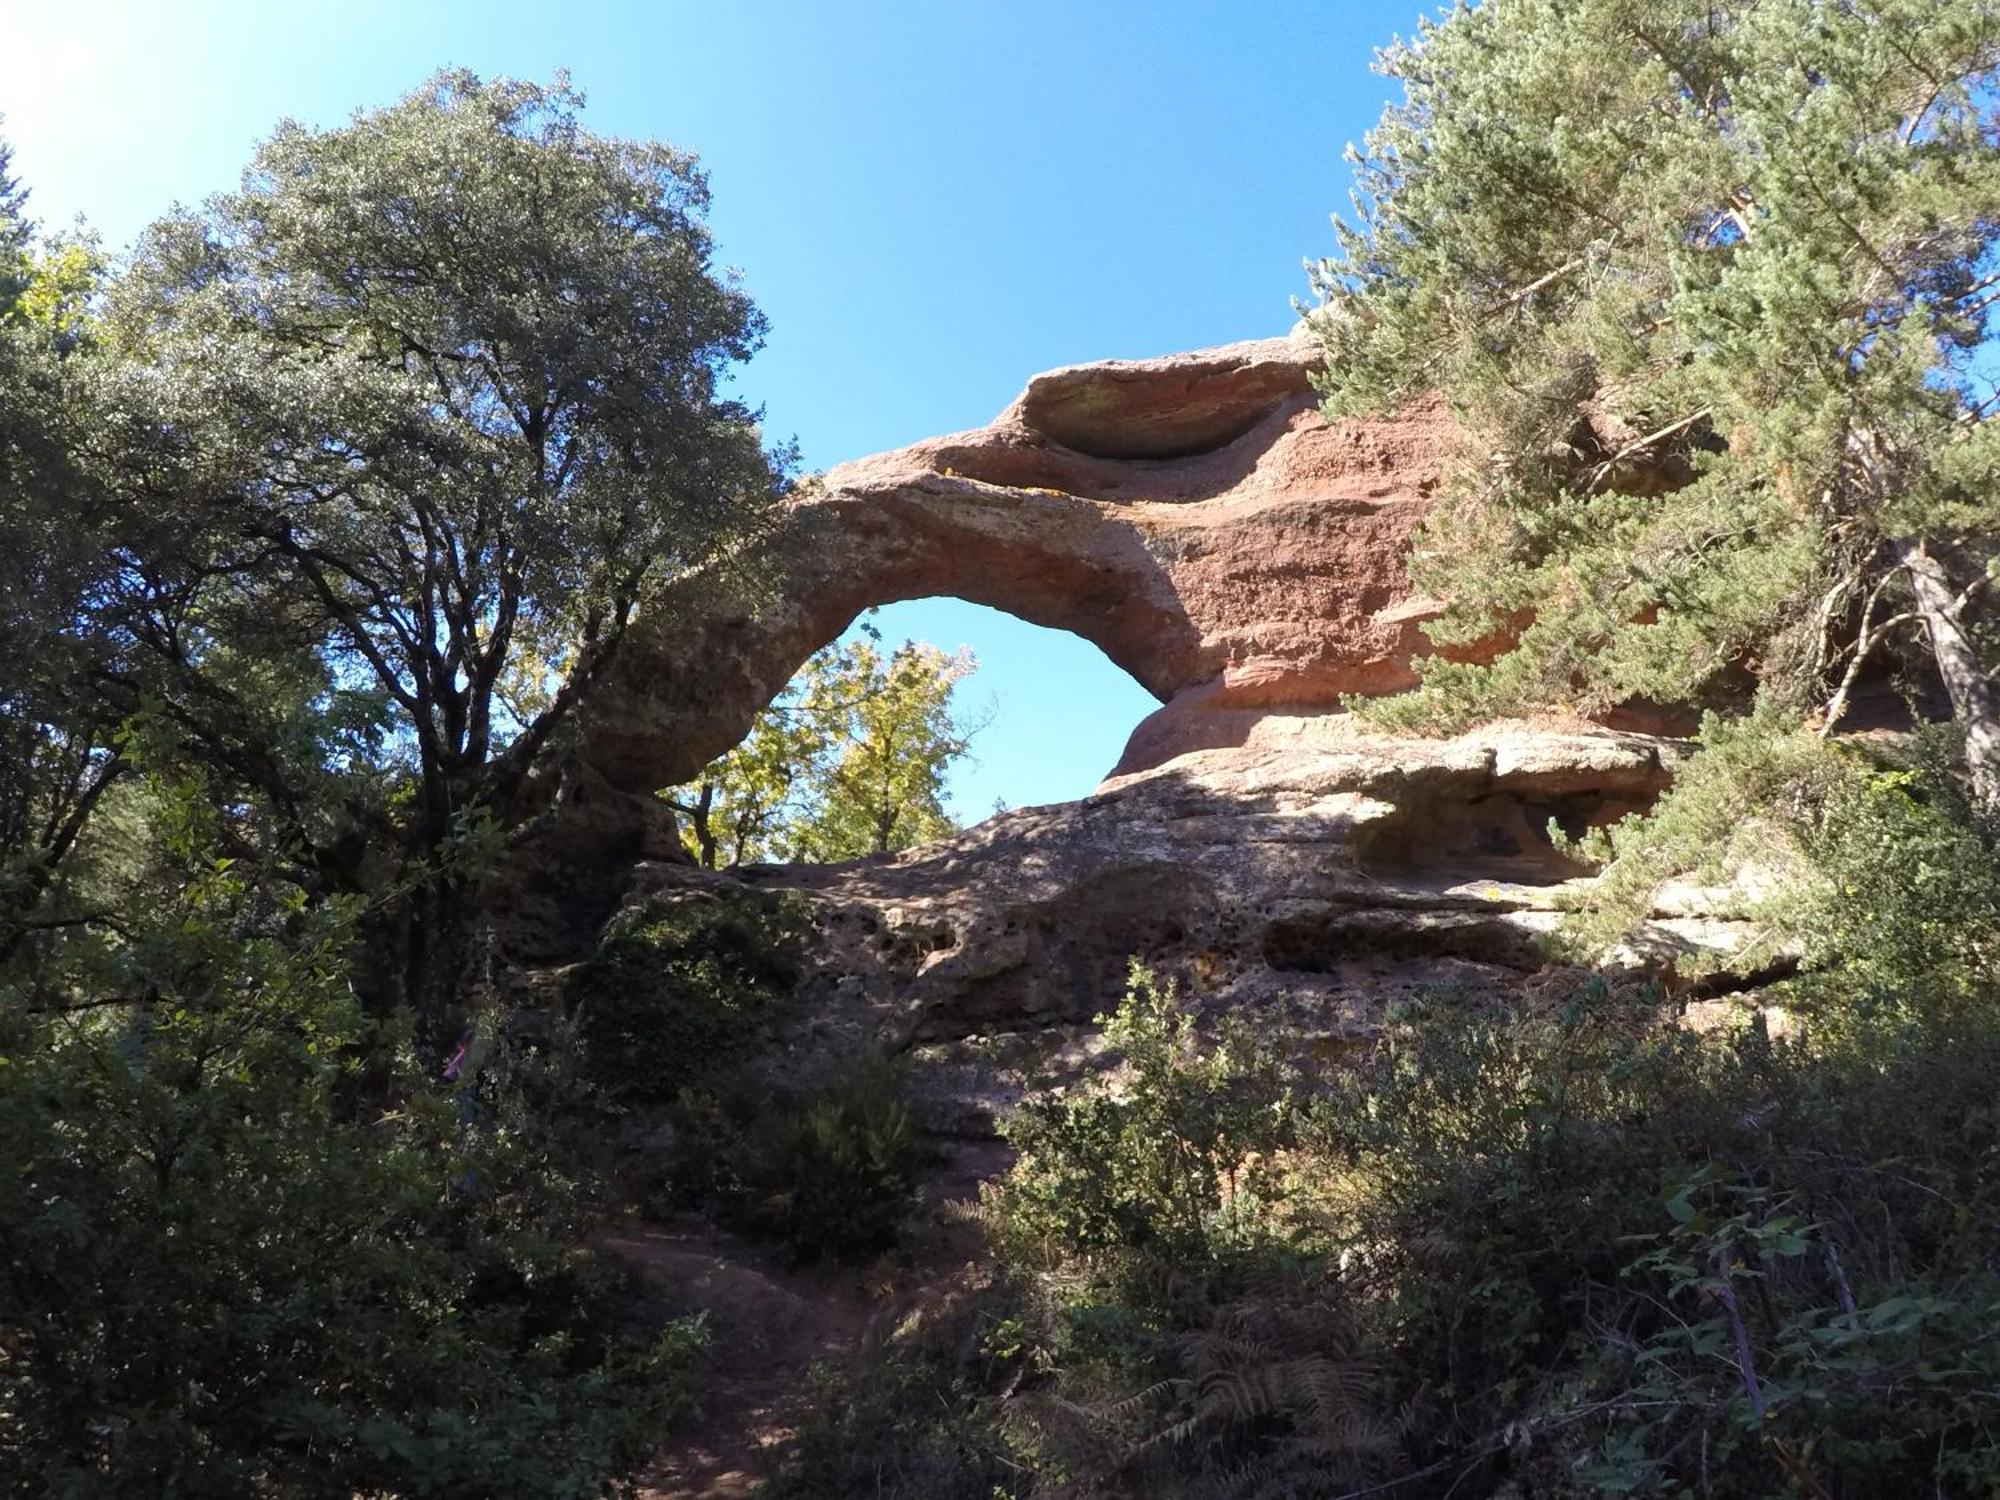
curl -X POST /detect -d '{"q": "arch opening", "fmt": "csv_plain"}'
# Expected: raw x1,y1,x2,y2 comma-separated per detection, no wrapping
653,596,1160,870
845,598,1161,820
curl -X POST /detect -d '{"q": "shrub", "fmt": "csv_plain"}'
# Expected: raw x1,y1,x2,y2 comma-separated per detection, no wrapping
1305,983,2000,1497
974,958,2000,1496
751,1060,928,1260
0,857,704,1498
989,962,1288,1271
769,1351,1027,1500
568,892,805,1107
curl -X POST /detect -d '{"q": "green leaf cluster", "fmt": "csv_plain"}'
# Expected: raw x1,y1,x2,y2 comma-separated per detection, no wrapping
748,1060,928,1261
566,892,805,1107
0,777,702,1497
988,963,1289,1271
964,962,2000,1497
1313,0,2000,803
667,630,976,867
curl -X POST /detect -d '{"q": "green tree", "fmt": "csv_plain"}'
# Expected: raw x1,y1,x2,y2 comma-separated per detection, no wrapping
798,638,973,859
0,140,131,968
664,666,836,870
1311,0,2000,810
0,132,28,307
100,72,785,1044
667,631,976,866
0,769,703,1497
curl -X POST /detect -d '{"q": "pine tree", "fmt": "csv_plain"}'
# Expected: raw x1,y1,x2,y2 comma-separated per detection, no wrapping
1312,0,2000,810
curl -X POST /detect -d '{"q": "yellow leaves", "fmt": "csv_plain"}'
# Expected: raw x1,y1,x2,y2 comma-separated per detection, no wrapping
15,240,101,338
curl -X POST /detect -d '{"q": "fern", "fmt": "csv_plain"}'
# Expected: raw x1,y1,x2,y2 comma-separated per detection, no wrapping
1010,1282,1399,1497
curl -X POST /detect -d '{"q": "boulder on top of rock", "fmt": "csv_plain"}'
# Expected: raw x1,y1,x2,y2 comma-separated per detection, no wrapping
1006,328,1324,459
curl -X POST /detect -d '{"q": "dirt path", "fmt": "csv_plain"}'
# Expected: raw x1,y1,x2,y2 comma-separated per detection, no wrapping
607,1143,1010,1496
605,1222,885,1499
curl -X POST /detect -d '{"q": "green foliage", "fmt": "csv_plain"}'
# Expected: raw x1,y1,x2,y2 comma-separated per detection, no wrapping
750,1060,928,1260
1556,707,2000,1016
75,70,787,1040
1309,983,2000,1497
770,1328,1029,1500
568,893,805,1108
667,628,977,867
104,69,782,805
1778,730,2000,1021
990,963,1287,1270
980,969,1400,1497
1313,0,2000,805
0,782,703,1497
0,134,29,312
963,829,2000,1498
1551,704,1851,966
0,148,131,967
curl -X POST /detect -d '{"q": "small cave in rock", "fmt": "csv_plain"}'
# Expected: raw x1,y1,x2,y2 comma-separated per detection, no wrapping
1348,785,1657,886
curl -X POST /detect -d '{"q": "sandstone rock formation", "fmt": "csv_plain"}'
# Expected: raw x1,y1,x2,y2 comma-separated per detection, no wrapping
615,713,1744,1136
583,324,1477,798
554,331,1744,1137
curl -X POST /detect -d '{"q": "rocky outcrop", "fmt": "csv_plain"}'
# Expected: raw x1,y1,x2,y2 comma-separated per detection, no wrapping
551,333,1758,1137
616,714,1743,1136
583,326,1479,797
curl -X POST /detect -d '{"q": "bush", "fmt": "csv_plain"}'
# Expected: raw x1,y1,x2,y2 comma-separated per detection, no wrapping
978,969,1402,1496
1556,708,2000,1010
0,856,703,1498
974,954,2000,1496
992,963,1286,1263
751,1060,928,1260
769,1350,1027,1500
568,892,805,1108
1305,983,2000,1497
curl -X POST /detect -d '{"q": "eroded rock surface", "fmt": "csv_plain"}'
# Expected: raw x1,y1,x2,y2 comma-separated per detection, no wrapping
616,715,1735,1136
583,326,1476,796
551,334,1753,1139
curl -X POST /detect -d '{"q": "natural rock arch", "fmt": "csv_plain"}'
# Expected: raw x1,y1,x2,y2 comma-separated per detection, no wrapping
543,330,1741,1141
582,327,1469,797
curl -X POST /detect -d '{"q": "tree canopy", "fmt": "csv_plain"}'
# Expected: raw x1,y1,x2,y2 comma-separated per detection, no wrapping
20,72,790,1041
1311,0,2000,810
667,631,976,867
113,68,780,820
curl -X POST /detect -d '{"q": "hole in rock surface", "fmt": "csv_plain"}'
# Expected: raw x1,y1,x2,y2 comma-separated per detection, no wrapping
839,598,1158,823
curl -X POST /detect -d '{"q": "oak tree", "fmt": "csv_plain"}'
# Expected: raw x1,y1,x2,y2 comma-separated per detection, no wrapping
103,73,785,1038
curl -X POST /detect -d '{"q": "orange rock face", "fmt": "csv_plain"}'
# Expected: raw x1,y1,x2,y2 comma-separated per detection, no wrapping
584,327,1471,794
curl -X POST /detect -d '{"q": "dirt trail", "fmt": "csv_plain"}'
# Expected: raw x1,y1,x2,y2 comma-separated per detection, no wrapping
606,1222,885,1499
608,1141,1010,1496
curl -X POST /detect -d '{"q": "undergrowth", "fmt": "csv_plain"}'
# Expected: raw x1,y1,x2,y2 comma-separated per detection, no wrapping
777,737,2000,1498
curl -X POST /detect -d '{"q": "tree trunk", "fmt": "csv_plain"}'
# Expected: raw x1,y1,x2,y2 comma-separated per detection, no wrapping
1902,539,2000,815
403,870,470,1066
399,776,475,1067
667,782,718,868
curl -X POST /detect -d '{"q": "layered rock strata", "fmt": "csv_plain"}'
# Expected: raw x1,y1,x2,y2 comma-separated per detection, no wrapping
584,325,1477,797
618,714,1738,1135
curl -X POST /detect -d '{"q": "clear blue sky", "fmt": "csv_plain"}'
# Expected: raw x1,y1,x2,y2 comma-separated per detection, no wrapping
0,1,1420,819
